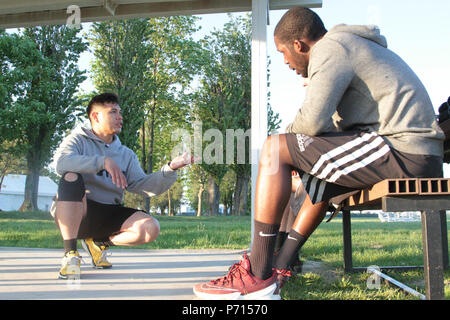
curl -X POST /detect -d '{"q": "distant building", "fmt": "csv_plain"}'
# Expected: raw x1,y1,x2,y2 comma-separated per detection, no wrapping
0,174,57,212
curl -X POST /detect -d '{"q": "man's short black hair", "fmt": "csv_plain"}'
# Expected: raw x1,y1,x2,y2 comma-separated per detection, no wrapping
87,93,119,118
274,7,327,45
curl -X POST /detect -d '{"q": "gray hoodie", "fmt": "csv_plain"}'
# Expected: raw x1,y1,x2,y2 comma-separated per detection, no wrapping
286,24,444,157
53,126,177,205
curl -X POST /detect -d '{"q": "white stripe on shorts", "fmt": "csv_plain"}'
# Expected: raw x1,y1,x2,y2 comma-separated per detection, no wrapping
310,132,378,176
328,144,390,182
300,132,391,203
315,136,386,181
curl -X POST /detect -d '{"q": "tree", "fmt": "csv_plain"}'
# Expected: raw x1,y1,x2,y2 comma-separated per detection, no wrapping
184,164,209,217
151,179,184,216
0,27,87,211
0,32,36,191
220,169,236,215
139,16,202,212
191,15,251,216
0,141,27,192
89,19,154,152
192,14,280,216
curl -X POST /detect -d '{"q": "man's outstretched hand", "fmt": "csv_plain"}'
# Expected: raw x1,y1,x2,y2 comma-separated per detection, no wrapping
169,152,198,170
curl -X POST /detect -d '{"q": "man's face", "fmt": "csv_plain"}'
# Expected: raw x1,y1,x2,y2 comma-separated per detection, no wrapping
91,103,123,135
274,36,309,78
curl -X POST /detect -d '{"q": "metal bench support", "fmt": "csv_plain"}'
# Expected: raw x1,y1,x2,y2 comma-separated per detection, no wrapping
341,206,448,300
342,210,352,273
421,210,445,300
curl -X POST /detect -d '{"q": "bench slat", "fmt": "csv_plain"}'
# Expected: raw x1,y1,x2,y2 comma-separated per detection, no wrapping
346,178,450,207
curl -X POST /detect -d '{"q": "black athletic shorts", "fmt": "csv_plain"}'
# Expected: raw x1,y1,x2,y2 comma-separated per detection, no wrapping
77,199,142,240
285,131,443,205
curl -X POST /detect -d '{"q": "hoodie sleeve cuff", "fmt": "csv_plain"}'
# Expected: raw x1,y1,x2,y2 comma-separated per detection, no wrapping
162,162,177,177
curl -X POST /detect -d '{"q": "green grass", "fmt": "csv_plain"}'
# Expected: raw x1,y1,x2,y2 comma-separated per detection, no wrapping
0,211,448,299
302,217,427,268
0,211,252,249
0,211,61,248
281,216,450,300
136,215,251,249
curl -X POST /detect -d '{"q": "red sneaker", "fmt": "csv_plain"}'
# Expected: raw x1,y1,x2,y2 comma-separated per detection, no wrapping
274,268,292,296
193,252,279,300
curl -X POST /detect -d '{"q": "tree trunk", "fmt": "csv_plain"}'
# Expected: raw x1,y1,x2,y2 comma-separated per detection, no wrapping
144,106,156,212
232,174,243,215
19,167,39,212
168,189,174,216
0,174,5,193
232,174,250,216
237,174,250,216
197,185,204,217
140,123,149,211
207,175,220,216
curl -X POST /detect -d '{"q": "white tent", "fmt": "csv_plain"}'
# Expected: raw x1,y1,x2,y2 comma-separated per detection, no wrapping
0,174,57,212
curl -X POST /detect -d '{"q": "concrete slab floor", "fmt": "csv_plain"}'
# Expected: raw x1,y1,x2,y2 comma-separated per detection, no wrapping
0,247,246,300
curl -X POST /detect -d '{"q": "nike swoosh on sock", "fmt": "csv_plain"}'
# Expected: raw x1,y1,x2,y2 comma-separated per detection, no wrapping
259,231,277,237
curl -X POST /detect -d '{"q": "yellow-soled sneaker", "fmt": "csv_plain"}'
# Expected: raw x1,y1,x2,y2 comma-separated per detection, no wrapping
81,238,112,269
59,250,81,280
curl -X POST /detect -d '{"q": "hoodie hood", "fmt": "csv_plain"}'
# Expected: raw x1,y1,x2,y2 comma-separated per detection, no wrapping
76,126,121,146
326,24,388,48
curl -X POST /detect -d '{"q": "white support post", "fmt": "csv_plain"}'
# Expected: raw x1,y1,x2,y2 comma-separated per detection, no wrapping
250,0,269,250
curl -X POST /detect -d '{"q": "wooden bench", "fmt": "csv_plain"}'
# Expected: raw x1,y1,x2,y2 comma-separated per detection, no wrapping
337,115,450,300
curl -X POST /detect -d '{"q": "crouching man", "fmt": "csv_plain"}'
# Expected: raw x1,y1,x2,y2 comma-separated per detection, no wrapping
51,93,194,279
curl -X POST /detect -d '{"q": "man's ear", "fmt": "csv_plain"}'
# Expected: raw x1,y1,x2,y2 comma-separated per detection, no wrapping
91,111,100,123
293,39,309,54
293,39,303,54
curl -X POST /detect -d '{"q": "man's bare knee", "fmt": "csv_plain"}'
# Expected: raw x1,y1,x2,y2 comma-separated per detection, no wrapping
139,215,160,243
260,135,283,169
260,135,292,170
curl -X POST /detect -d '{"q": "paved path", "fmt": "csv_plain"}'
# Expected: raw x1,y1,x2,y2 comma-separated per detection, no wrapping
0,247,245,300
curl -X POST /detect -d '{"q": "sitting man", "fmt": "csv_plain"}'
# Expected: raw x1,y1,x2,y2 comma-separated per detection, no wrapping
51,92,194,279
193,7,444,299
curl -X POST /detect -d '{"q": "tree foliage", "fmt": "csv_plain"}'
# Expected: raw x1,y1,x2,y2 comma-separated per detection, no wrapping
191,14,280,216
0,26,87,210
89,19,153,151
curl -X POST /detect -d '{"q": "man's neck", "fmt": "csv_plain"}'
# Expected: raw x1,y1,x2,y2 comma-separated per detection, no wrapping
92,128,114,144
